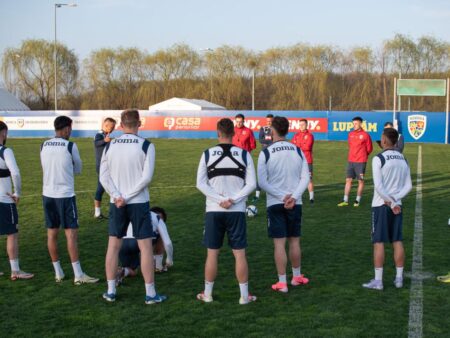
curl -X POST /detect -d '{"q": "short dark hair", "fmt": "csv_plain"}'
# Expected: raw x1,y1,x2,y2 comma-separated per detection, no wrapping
266,114,274,118
271,116,289,137
104,117,116,124
352,116,363,122
217,118,235,137
384,122,393,127
299,118,308,124
383,128,399,146
54,116,72,131
235,113,245,120
121,109,140,128
0,121,8,132
150,206,167,222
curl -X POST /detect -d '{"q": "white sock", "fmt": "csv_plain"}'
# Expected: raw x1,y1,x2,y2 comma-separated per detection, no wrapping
107,279,116,295
10,259,20,272
375,267,383,281
343,195,349,203
154,255,164,270
292,267,301,277
123,267,131,277
204,280,214,297
94,207,101,217
145,283,156,297
52,260,64,277
356,195,362,203
278,274,287,284
71,261,83,279
255,190,260,198
396,267,404,279
309,191,314,200
239,282,249,300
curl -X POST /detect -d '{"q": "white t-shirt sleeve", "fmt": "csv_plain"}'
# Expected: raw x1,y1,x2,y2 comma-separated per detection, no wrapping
156,219,173,265
99,147,121,199
71,143,82,175
4,148,21,197
196,152,228,203
372,156,395,206
292,152,310,201
230,152,257,204
392,164,412,203
257,152,285,200
122,143,155,203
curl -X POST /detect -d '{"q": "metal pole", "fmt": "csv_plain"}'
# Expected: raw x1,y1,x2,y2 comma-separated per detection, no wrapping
54,4,57,111
329,95,332,111
446,78,449,144
398,72,402,112
251,68,255,110
393,77,397,124
210,76,213,102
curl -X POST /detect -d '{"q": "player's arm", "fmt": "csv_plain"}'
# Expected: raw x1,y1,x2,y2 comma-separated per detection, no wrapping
372,156,396,206
94,133,106,148
230,152,257,204
291,151,310,201
259,128,266,145
157,219,173,266
71,143,82,175
99,148,121,199
366,134,373,155
122,143,155,203
250,131,256,151
4,148,21,200
397,134,405,153
196,152,229,203
310,133,315,150
392,165,412,202
257,152,285,200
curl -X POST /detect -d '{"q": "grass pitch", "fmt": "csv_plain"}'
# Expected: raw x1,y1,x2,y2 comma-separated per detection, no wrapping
0,138,449,337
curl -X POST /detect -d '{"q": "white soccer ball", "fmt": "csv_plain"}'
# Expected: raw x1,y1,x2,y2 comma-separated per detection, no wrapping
246,205,258,217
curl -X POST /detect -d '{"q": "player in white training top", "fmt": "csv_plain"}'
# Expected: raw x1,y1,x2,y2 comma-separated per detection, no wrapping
196,118,257,305
40,116,98,285
100,109,166,304
362,127,412,291
258,116,310,293
0,121,33,280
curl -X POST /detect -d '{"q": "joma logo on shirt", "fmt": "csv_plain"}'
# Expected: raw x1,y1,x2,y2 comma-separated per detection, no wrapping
113,139,139,144
44,142,65,146
386,155,404,160
271,145,295,153
211,150,239,156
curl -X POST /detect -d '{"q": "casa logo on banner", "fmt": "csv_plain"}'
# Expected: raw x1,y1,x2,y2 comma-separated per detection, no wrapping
408,114,427,140
163,117,201,130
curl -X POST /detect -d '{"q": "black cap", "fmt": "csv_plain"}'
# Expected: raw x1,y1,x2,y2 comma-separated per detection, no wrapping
352,116,363,122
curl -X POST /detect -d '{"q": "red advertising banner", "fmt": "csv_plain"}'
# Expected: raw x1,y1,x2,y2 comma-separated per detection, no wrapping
140,116,328,133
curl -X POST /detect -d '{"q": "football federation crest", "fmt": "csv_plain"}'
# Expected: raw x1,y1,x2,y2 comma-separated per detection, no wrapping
17,118,24,128
408,114,427,140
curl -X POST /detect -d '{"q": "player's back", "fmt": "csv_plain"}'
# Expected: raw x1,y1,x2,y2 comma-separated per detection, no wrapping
103,133,153,203
0,145,17,203
40,137,80,198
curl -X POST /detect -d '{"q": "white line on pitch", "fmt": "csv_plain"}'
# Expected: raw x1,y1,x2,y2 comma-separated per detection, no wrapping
408,145,423,338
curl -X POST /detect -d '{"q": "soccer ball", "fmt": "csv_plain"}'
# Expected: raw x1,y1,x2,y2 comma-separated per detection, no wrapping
246,205,258,217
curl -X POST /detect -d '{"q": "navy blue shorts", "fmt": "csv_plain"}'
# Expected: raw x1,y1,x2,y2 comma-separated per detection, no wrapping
95,178,105,202
346,162,366,180
119,238,140,269
0,202,18,235
203,212,247,250
43,196,78,229
108,202,153,239
267,204,302,238
371,205,403,243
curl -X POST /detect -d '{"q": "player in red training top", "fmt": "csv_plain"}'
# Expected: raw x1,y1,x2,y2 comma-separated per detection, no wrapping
292,119,315,203
232,114,256,153
338,116,373,207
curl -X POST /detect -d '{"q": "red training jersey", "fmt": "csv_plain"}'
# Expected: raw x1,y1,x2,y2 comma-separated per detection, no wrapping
292,130,314,164
232,126,256,152
348,128,373,163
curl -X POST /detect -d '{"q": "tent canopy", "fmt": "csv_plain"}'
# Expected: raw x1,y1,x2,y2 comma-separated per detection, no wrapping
149,97,225,111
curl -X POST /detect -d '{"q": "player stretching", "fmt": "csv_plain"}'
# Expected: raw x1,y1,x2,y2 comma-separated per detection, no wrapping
258,116,310,293
362,128,412,290
100,109,166,304
40,116,98,284
93,117,116,219
338,116,373,207
0,122,33,280
196,118,257,304
292,119,315,203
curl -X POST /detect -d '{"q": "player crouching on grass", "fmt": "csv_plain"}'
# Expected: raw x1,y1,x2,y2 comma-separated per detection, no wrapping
257,116,310,293
116,207,173,285
362,128,412,291
0,121,33,280
196,118,257,305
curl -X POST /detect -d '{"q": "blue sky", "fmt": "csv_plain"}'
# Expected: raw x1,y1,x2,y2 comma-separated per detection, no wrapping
1,0,450,60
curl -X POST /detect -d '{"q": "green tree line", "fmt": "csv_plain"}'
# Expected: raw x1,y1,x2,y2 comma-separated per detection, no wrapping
2,34,449,111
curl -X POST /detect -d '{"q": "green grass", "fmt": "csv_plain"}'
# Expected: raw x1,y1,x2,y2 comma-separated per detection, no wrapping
0,138,449,337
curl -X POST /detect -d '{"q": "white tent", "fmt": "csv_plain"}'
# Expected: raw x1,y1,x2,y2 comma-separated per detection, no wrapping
0,88,30,111
149,97,225,111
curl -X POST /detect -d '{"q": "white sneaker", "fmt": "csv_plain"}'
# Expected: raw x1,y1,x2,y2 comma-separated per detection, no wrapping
362,279,383,290
74,273,99,285
55,273,65,283
394,277,403,288
239,294,257,305
196,292,213,303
